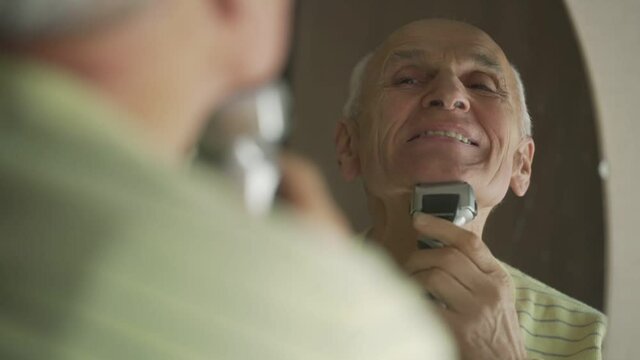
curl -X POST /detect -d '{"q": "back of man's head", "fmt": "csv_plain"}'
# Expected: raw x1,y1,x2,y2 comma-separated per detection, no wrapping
0,0,293,161
0,0,149,42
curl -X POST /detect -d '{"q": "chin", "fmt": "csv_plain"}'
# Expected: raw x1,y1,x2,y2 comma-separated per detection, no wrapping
400,161,471,185
413,174,466,186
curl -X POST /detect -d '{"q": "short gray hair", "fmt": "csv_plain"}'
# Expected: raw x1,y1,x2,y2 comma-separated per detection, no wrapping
342,53,533,137
0,0,149,41
510,65,533,137
342,52,374,122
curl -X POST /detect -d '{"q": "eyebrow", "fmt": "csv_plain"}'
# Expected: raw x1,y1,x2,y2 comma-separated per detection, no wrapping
389,49,427,61
383,48,504,74
382,49,428,72
470,52,503,73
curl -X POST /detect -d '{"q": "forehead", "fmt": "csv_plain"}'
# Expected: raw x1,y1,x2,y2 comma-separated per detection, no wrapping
374,21,510,74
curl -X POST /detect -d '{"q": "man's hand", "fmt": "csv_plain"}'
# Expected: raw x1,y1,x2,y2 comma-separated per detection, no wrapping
278,152,352,238
405,214,528,360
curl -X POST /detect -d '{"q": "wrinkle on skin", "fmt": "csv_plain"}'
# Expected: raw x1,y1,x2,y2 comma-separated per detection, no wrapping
381,48,509,95
359,77,408,199
342,19,534,264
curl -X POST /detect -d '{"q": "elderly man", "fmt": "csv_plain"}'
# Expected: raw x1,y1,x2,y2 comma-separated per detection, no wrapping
0,2,457,359
335,19,606,359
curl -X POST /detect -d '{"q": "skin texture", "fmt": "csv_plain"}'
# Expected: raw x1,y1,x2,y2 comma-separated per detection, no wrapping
335,19,534,359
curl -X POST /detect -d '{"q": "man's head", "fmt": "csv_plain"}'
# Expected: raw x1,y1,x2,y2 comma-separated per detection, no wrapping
335,19,534,210
1,0,292,160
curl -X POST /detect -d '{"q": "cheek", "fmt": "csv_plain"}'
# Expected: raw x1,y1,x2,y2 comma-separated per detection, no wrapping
378,91,420,146
243,1,292,82
356,93,417,191
380,90,420,120
473,105,520,206
476,104,516,156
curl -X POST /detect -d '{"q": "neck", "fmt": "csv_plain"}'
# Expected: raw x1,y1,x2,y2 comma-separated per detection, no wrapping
367,191,491,264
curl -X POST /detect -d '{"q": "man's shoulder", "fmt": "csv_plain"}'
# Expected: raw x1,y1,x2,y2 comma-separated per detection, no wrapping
502,263,606,360
503,263,605,322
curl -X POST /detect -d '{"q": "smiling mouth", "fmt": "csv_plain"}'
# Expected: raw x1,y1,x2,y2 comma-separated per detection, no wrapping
407,130,479,146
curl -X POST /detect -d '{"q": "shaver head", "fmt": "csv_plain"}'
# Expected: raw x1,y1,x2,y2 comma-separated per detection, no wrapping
411,182,478,249
411,182,478,223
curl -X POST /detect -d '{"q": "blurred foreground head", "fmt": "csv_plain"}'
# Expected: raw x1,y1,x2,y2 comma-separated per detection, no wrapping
0,0,293,161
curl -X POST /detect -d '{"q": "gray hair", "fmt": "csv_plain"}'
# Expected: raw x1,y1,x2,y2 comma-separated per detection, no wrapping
342,53,533,137
510,65,533,137
0,0,149,41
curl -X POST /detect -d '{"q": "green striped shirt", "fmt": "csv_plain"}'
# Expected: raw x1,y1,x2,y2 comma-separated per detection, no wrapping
506,264,606,359
360,233,606,358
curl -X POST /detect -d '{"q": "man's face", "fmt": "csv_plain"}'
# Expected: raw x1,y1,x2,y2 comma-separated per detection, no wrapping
351,20,533,208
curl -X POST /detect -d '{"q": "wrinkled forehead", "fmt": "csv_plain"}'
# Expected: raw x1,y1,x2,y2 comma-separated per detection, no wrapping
368,20,512,82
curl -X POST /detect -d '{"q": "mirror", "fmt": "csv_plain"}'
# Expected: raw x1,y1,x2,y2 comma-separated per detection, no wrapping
286,0,605,312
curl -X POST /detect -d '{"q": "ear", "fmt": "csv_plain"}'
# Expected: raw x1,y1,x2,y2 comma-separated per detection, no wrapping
334,118,361,182
510,137,535,197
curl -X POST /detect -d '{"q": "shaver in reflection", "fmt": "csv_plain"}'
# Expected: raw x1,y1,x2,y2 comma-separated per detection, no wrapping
410,182,478,249
200,82,290,216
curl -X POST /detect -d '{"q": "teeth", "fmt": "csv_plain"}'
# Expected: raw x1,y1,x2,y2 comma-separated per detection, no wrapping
422,130,471,144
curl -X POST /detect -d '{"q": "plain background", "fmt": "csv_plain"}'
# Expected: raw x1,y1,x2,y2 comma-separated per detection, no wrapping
566,1,640,358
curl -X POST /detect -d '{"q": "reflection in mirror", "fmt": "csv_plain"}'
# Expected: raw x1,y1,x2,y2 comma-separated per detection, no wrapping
290,0,604,311
291,0,604,355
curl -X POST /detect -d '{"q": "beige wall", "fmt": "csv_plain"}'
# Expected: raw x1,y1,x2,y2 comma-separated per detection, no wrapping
565,1,640,358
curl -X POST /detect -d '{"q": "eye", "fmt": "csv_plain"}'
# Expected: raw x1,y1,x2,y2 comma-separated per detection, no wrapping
397,77,420,86
468,83,495,92
464,72,499,93
388,64,427,88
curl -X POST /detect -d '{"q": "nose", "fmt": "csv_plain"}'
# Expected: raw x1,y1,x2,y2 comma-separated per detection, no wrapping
421,73,470,112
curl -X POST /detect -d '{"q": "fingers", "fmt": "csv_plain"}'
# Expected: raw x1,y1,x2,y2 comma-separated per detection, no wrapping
413,213,500,274
278,152,352,237
409,216,526,359
404,247,490,293
411,268,475,312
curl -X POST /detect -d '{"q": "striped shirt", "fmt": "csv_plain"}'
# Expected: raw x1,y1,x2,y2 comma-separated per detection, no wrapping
505,264,606,359
361,232,606,358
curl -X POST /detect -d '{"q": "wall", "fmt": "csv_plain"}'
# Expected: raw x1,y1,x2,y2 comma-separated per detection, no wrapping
564,1,640,358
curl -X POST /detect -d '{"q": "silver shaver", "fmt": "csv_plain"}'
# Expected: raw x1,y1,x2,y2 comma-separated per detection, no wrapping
410,182,478,249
